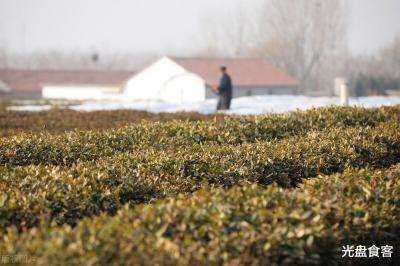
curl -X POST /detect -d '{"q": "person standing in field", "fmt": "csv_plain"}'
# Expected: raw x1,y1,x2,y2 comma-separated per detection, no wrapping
213,66,233,111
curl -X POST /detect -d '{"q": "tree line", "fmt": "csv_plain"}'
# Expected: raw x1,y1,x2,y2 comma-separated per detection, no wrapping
347,36,400,96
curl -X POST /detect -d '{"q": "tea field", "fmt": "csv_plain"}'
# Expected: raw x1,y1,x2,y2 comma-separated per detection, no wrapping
0,108,223,137
0,105,399,265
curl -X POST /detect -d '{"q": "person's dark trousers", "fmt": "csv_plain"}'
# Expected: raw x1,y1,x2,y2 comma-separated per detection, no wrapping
217,94,232,110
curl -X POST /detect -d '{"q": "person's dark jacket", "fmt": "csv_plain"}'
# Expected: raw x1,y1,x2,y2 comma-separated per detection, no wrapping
218,73,232,97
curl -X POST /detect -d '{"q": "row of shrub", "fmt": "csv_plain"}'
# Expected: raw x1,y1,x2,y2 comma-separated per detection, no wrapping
1,106,399,167
1,121,399,230
0,108,224,137
3,105,398,137
1,164,399,265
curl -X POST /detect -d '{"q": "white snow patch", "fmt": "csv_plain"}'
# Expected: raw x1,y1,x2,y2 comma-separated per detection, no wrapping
6,105,53,112
6,95,400,115
70,95,400,115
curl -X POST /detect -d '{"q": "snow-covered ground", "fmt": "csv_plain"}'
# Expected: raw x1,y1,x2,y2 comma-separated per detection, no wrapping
6,105,53,112
7,95,400,115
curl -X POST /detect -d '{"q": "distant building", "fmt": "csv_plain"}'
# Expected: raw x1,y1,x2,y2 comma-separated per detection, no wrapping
0,57,298,102
0,69,134,99
124,56,298,103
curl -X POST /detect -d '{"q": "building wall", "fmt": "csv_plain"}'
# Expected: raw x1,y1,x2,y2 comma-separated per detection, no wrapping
161,73,205,103
124,57,206,103
42,85,120,100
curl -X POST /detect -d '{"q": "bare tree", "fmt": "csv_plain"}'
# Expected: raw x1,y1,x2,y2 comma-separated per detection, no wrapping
379,34,400,80
346,34,400,96
197,0,261,57
198,0,347,94
0,49,149,72
347,34,400,80
253,0,347,94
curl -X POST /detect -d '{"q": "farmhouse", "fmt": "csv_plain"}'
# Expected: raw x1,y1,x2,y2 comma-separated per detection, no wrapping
124,56,298,103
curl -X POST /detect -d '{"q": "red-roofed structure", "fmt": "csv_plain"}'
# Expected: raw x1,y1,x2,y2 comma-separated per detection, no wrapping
0,69,134,98
173,57,298,88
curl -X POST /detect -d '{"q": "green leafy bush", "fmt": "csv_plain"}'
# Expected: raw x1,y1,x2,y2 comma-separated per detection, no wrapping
1,165,399,265
1,106,399,166
0,106,399,264
0,120,399,230
0,108,224,137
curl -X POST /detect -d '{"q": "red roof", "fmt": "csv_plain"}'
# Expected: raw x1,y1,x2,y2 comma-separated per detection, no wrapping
0,69,134,92
172,57,298,87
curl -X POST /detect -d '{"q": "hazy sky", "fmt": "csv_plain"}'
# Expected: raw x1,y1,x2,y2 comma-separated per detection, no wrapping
348,0,400,54
0,0,399,56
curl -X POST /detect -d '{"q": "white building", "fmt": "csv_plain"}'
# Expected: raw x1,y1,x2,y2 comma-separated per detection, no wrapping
123,56,298,103
42,84,121,100
124,57,205,103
